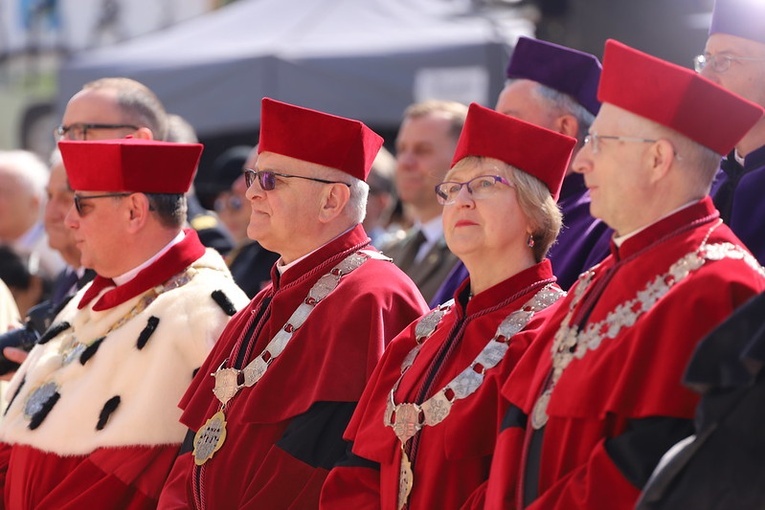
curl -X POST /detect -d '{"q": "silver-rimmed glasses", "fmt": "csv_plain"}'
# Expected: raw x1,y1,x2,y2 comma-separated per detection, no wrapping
583,133,658,155
693,53,765,74
435,175,513,205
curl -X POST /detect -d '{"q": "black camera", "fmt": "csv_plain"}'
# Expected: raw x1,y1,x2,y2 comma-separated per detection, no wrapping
0,300,57,376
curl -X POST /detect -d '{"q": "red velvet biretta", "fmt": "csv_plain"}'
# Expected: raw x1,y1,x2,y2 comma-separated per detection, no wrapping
59,138,203,193
452,103,576,201
257,97,383,182
599,39,764,155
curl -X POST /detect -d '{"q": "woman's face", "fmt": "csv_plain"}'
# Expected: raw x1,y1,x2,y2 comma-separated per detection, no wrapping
441,158,531,264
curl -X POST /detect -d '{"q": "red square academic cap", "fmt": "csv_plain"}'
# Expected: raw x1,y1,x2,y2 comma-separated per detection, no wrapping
599,39,764,155
59,138,202,193
452,103,576,201
258,98,383,182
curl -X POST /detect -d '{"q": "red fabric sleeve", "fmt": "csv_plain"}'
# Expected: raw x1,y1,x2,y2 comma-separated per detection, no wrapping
6,444,179,510
0,442,10,510
320,465,381,509
460,481,487,510
157,452,194,510
526,440,641,510
240,445,328,510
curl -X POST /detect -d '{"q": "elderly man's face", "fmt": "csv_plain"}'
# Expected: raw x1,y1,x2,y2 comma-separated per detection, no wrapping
572,104,655,236
701,33,765,109
44,161,80,265
0,167,39,241
244,151,329,263
495,79,561,131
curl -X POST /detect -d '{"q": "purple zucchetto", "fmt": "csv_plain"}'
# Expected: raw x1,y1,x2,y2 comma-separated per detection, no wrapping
709,0,765,45
505,36,602,116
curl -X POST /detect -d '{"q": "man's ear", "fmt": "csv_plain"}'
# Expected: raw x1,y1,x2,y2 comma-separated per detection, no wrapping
124,193,151,232
131,127,154,140
318,183,351,223
647,139,677,183
555,114,580,139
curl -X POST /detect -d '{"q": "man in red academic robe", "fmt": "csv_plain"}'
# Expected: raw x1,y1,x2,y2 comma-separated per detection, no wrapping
0,139,250,509
157,98,429,509
482,40,765,509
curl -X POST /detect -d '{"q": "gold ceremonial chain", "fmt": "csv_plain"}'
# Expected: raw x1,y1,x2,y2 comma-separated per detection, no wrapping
24,268,197,421
386,284,564,509
530,227,764,430
192,250,376,466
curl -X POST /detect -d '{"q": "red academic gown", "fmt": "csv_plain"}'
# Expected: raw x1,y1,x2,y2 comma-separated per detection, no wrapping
320,260,563,510
0,231,250,510
158,225,428,510
483,198,765,509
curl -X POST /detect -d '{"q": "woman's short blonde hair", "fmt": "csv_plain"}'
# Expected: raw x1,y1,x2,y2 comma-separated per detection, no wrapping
510,165,563,262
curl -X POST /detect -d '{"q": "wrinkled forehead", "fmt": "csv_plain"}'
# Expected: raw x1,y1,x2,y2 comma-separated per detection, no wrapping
705,32,765,55
591,103,650,134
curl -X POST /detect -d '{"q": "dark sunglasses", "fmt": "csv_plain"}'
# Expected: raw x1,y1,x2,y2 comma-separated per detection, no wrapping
73,192,131,215
243,168,350,191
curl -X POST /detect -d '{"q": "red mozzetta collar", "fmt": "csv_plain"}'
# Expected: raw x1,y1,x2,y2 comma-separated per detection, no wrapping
78,229,206,311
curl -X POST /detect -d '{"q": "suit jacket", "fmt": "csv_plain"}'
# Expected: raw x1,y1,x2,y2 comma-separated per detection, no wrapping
382,228,459,304
186,194,234,257
228,241,280,298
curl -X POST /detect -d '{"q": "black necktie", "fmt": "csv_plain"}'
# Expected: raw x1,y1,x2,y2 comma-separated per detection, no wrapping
398,229,427,272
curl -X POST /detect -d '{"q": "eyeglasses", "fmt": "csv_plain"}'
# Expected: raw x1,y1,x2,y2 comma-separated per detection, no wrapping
434,175,512,205
243,168,351,191
583,133,658,155
214,195,244,212
73,192,131,215
693,53,765,74
55,123,140,140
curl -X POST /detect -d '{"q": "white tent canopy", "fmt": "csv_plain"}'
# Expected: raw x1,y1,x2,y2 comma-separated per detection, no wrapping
57,0,532,136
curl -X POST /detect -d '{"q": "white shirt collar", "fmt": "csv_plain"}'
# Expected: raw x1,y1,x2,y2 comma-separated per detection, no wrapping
276,226,356,275
613,201,697,247
734,149,745,166
113,231,186,286
418,216,444,245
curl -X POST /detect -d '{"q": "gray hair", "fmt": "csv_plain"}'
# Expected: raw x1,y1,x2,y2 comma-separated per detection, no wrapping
512,79,595,145
312,166,369,224
511,166,563,262
0,150,49,201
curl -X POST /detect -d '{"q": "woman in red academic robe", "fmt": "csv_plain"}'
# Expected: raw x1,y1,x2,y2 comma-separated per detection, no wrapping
319,103,577,510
